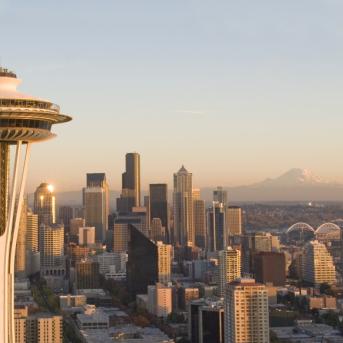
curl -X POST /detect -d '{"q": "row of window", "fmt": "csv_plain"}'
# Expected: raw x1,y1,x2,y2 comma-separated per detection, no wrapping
0,99,59,111
0,119,52,130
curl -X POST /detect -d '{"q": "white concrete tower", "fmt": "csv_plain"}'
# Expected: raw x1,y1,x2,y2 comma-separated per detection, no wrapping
0,67,71,343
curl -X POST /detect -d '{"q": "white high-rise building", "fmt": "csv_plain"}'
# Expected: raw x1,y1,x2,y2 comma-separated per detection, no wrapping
157,241,172,284
173,166,193,247
218,247,241,297
303,240,336,286
39,224,66,290
147,283,172,318
225,278,269,343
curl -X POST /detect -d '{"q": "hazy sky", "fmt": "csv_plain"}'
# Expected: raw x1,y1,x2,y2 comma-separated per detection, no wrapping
1,0,343,192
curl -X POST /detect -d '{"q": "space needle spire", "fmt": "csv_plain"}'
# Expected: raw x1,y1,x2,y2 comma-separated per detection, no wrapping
0,67,71,343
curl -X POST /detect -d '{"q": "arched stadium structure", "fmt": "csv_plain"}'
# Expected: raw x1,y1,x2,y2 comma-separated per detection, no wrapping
286,222,315,234
315,222,341,242
286,222,315,245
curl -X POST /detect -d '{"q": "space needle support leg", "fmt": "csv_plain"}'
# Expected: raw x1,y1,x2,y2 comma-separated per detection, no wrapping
0,142,10,343
8,142,31,343
3,141,22,343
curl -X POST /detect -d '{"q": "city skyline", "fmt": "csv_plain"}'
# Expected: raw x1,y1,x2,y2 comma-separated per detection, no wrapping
1,0,343,191
3,2,343,343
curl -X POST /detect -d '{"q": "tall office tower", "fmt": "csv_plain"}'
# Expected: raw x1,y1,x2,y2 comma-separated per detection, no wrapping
208,202,226,252
15,201,27,277
151,218,165,242
75,259,100,289
39,224,66,290
173,166,193,247
303,240,336,286
117,152,141,213
225,278,269,343
0,67,71,343
254,252,286,286
84,173,109,243
213,186,228,206
78,227,96,246
149,183,169,241
25,211,39,275
26,314,63,343
34,183,56,227
127,225,158,297
226,206,242,236
157,241,172,284
218,247,241,297
188,298,224,343
193,198,206,249
58,205,73,232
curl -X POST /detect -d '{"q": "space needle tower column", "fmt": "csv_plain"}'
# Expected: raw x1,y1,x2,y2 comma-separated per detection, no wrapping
0,67,71,343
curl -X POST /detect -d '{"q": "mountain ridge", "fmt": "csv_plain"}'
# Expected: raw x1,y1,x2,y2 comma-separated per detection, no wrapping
28,169,343,206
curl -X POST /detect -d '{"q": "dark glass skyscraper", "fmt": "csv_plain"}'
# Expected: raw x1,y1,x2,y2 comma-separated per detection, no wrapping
87,173,107,188
117,153,141,213
149,183,169,241
127,224,158,298
208,202,225,252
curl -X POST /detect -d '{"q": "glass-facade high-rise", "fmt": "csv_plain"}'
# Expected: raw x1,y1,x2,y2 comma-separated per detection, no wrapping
208,202,226,252
34,183,56,227
117,153,141,213
127,224,158,298
149,183,169,241
84,173,109,243
173,166,193,247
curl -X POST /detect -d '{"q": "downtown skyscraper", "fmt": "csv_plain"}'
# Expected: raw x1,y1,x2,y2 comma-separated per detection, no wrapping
117,152,141,213
225,278,270,343
149,183,169,242
173,166,193,247
192,190,206,249
34,183,56,227
84,173,109,243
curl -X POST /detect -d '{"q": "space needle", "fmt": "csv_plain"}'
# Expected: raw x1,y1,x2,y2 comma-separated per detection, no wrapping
0,67,71,343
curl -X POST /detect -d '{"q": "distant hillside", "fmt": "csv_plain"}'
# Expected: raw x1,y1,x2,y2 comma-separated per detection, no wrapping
203,168,343,202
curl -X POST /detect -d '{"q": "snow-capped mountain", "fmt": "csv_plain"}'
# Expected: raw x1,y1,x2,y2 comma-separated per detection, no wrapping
253,168,330,188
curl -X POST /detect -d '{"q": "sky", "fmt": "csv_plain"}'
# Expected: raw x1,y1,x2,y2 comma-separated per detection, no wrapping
1,0,343,192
